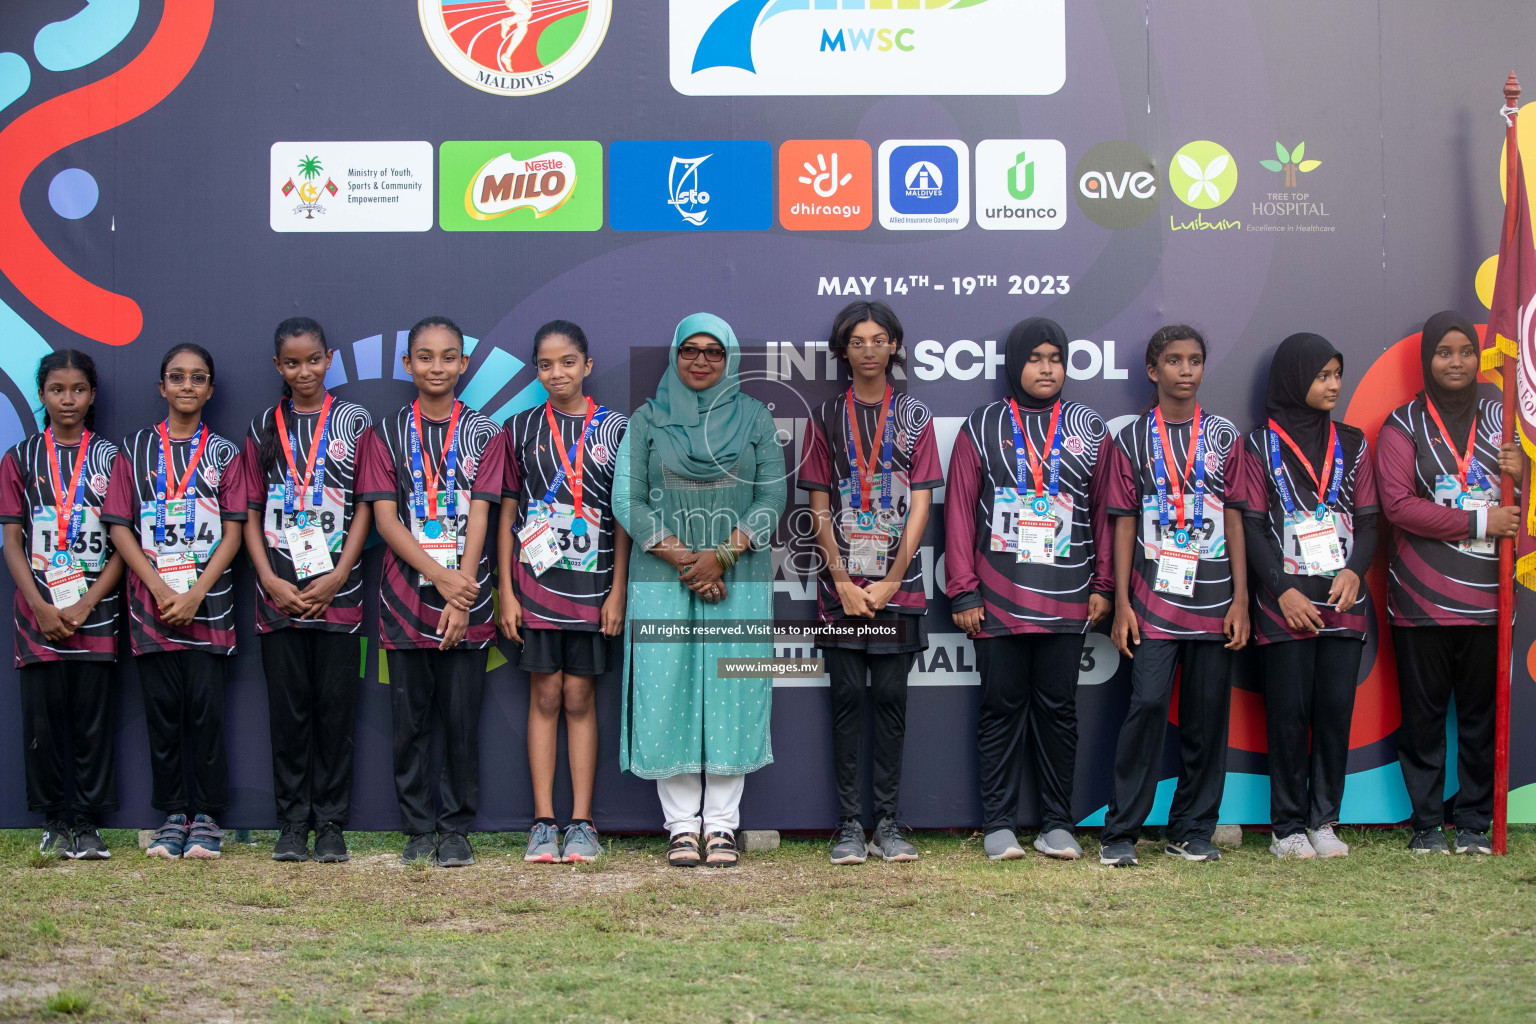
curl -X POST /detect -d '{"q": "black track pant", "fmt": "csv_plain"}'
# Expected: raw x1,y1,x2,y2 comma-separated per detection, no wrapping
261,628,361,826
823,646,914,824
974,632,1086,835
137,651,228,817
1263,636,1363,838
19,661,117,819
1392,625,1496,832
1102,638,1232,845
387,648,484,835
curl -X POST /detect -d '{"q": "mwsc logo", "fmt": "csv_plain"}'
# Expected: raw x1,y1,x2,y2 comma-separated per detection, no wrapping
419,1,611,97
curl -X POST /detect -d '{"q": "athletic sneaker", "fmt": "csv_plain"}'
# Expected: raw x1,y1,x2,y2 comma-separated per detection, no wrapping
436,831,475,868
313,821,349,863
67,815,109,861
146,814,190,859
1454,828,1493,855
523,822,561,863
830,820,868,865
39,819,70,857
182,814,223,859
561,822,603,863
1166,838,1221,861
1308,825,1350,859
984,828,1027,861
1408,828,1450,854
868,819,919,862
400,832,436,865
1270,832,1316,860
272,821,310,862
1033,828,1084,861
1099,840,1139,867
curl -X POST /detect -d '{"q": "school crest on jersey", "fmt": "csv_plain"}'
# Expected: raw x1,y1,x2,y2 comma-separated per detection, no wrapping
89,473,108,497
590,442,609,466
329,438,349,461
204,465,221,487
460,455,477,479
1063,435,1084,456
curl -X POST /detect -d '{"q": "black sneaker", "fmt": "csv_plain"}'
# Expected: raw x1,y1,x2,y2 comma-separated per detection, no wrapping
1099,840,1139,867
66,815,109,860
1453,828,1492,855
1166,837,1221,861
1409,827,1450,854
39,819,71,857
272,821,310,862
435,830,475,867
829,819,867,865
400,832,436,865
313,821,349,863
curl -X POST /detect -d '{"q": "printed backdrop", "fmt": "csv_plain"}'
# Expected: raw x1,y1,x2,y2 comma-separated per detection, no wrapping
0,0,1533,830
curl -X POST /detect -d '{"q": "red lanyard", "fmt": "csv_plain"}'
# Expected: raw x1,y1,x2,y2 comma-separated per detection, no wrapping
157,421,208,502
1153,404,1201,531
1267,418,1336,500
1423,398,1479,489
274,393,333,511
412,399,462,520
846,385,893,511
1009,398,1060,498
546,397,597,518
43,427,90,552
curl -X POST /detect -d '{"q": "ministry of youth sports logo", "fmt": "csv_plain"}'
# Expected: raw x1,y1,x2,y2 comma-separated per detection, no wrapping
419,1,612,97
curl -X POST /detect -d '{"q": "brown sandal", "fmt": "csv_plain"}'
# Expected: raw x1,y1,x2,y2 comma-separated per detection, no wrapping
668,832,701,867
704,830,739,868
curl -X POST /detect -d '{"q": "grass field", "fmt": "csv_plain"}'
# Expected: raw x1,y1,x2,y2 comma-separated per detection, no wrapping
0,827,1532,1023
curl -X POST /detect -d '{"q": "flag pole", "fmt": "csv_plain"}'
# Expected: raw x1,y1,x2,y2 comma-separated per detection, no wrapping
1494,70,1521,857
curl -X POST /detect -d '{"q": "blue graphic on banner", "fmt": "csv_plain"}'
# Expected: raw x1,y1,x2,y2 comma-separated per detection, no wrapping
886,144,960,215
609,140,773,231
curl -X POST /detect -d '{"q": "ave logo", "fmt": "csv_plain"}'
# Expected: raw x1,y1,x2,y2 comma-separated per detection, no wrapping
1072,140,1159,229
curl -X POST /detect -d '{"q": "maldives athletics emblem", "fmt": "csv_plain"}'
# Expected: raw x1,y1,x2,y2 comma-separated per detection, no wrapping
419,1,612,97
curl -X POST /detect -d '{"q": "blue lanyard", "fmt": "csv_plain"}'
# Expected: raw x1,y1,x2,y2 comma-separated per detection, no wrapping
409,400,461,525
1148,407,1205,548
542,405,609,507
844,388,897,512
154,422,205,548
1466,454,1494,494
1267,421,1342,521
1009,399,1062,515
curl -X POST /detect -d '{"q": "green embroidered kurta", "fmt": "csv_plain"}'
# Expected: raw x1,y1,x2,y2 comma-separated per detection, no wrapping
613,401,786,778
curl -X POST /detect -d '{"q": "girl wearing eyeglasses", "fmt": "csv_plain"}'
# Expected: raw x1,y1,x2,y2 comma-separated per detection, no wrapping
800,301,940,865
102,344,247,860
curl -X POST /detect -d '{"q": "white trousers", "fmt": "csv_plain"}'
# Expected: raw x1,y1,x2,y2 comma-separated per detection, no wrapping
657,773,745,837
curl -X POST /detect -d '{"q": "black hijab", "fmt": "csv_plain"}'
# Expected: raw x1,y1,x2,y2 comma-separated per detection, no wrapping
1004,317,1068,409
1266,332,1342,466
1419,310,1481,440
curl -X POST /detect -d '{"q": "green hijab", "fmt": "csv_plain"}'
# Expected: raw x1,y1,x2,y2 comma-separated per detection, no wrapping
644,312,760,481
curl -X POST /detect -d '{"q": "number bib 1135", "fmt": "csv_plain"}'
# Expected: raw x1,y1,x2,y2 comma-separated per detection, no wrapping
29,505,108,574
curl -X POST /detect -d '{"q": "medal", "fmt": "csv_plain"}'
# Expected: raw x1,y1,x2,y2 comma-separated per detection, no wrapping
1315,503,1327,521
1032,495,1050,516
293,510,309,528
1174,528,1190,549
571,517,588,536
50,550,72,569
857,510,875,530
423,519,443,539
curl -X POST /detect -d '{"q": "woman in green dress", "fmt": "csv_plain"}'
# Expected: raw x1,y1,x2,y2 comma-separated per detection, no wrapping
613,313,786,868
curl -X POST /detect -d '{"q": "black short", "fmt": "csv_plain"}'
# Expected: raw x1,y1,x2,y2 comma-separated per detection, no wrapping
519,628,611,676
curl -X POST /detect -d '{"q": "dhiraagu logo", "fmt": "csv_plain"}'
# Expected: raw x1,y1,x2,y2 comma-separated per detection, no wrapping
669,0,1065,96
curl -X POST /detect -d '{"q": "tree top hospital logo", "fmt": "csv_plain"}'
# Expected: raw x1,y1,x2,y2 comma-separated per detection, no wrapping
668,0,1065,97
419,1,612,97
879,140,968,231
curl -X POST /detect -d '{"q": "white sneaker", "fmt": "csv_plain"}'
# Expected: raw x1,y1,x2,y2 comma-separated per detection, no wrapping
1269,832,1316,859
1308,824,1350,858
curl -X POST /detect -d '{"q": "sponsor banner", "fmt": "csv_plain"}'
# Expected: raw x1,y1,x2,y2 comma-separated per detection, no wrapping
778,139,873,230
1072,140,1159,230
610,140,773,231
669,0,1065,97
878,139,969,231
975,139,1067,231
269,142,434,232
439,141,603,231
418,0,611,96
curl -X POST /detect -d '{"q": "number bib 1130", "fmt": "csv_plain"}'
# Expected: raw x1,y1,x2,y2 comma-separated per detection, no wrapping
519,500,601,574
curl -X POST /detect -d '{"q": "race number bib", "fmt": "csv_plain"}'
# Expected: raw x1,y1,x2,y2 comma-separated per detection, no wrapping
518,500,601,574
262,484,345,553
1140,493,1226,560
1434,474,1496,555
1154,542,1199,597
1286,511,1347,576
138,496,221,564
990,488,1073,562
407,489,471,558
29,505,109,573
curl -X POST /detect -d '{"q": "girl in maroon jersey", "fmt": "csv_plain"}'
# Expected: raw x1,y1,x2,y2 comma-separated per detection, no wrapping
1099,325,1252,866
0,350,124,859
102,344,247,860
1241,333,1379,859
1376,310,1524,855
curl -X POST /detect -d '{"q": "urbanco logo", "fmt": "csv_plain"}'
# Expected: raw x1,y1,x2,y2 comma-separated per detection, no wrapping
1072,141,1158,229
976,139,1065,231
1169,140,1238,210
439,141,602,231
419,0,611,97
779,140,872,230
669,0,1065,97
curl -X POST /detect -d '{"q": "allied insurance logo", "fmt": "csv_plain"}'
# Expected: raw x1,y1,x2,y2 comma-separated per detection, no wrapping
609,140,773,232
878,140,969,231
439,141,603,231
669,0,1065,97
419,1,612,97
